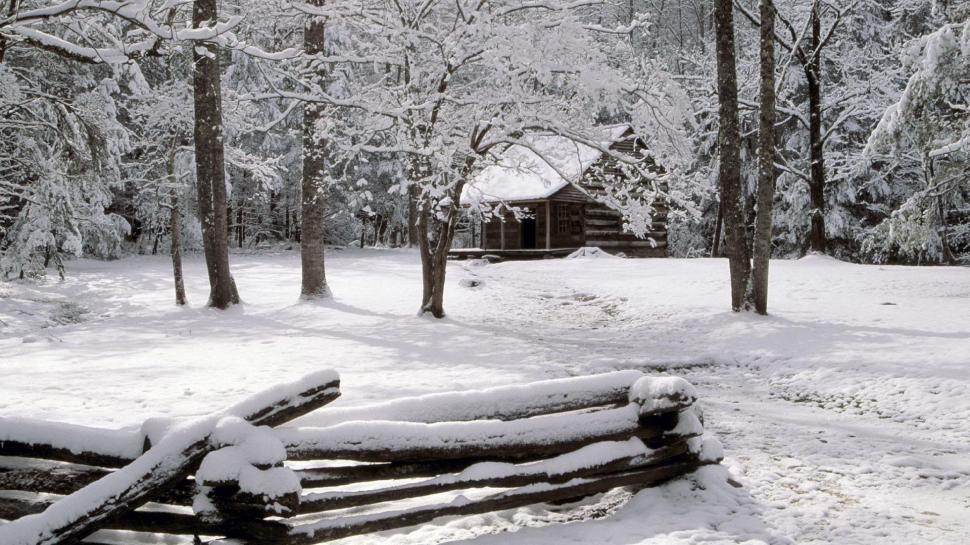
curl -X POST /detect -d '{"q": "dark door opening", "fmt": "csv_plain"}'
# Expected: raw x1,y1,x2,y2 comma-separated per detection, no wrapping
521,217,537,249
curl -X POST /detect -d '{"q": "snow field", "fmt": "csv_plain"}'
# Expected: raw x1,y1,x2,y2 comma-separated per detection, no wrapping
1,249,968,544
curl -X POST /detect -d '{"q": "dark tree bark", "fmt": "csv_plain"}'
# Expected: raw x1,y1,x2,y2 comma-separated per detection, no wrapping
806,1,826,254
236,204,244,248
748,0,777,315
414,159,468,319
925,156,956,264
714,0,751,311
170,191,187,306
192,0,239,309
284,201,291,239
300,2,332,299
711,198,723,257
417,209,460,319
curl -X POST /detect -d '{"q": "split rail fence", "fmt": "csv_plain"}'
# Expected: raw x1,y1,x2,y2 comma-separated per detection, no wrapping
0,369,722,545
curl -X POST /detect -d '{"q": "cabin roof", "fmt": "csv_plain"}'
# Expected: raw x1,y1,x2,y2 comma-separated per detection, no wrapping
460,124,632,205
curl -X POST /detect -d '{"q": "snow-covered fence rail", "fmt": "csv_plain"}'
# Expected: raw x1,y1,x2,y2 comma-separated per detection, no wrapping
0,370,342,545
0,370,722,545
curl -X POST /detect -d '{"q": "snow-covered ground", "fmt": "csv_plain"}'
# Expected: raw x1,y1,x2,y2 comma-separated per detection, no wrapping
1,249,968,544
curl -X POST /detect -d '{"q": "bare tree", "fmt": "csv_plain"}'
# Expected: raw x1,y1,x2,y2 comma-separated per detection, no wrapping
192,0,239,309
748,0,777,314
806,1,825,253
776,0,855,254
300,0,332,299
714,0,751,311
166,137,187,306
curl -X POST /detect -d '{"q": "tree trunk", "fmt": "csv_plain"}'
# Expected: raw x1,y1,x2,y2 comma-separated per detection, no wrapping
713,0,751,311
748,0,776,315
711,198,723,257
192,0,239,309
416,204,435,313
166,133,186,306
236,204,244,248
417,205,460,319
416,157,473,318
806,1,826,254
284,201,291,240
299,1,332,299
407,185,419,247
924,156,956,264
170,190,187,306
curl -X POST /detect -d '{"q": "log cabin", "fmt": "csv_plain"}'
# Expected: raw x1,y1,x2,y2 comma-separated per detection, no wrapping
452,124,667,259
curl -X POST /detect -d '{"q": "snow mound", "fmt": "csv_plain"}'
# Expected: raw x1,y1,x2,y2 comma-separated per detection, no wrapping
387,465,783,545
459,278,485,289
195,418,301,516
566,247,618,259
629,376,698,416
796,253,849,266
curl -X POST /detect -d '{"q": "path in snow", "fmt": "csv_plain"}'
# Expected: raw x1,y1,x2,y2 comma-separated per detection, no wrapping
464,257,970,545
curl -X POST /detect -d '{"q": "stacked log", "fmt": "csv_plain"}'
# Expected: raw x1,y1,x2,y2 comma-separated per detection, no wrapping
0,371,342,545
0,371,722,545
273,373,721,544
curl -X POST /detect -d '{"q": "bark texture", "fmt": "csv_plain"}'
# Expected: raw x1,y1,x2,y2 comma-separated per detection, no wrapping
417,206,460,319
407,185,419,247
166,142,186,306
748,0,777,315
415,156,473,318
806,1,826,254
300,2,332,299
714,0,751,311
192,0,239,309
169,190,186,306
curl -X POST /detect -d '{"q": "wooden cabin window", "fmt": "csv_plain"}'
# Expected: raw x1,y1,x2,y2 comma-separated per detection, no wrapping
555,203,570,234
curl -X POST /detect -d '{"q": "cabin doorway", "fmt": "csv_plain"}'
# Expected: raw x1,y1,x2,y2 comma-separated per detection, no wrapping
521,217,537,249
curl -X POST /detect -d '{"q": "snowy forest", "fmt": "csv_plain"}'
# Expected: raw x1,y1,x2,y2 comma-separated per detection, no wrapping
1,1,969,545
2,0,969,310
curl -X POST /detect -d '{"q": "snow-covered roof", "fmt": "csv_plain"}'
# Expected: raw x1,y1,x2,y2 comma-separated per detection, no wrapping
461,124,631,205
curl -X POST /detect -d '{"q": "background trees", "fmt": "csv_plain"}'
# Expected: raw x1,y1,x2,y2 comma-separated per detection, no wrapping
0,0,967,312
864,15,970,263
262,0,692,317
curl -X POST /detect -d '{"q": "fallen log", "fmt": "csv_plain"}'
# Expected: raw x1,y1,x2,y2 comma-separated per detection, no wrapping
0,370,340,545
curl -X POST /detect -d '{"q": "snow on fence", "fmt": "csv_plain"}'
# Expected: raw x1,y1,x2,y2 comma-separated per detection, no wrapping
0,370,722,545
